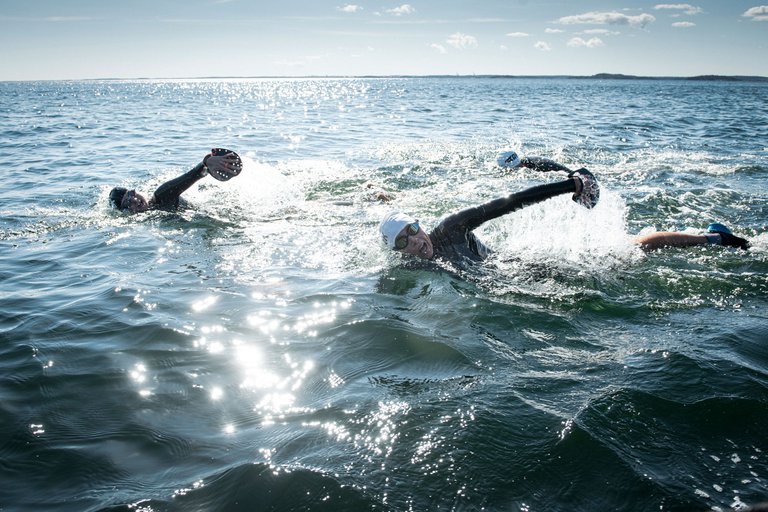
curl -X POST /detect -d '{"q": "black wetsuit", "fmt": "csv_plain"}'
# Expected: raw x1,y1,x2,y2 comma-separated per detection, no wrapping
428,179,576,263
151,163,206,210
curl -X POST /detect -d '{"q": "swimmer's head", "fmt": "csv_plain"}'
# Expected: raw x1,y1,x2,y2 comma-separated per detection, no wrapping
380,211,416,249
109,187,149,213
496,150,521,169
379,211,433,259
109,187,128,209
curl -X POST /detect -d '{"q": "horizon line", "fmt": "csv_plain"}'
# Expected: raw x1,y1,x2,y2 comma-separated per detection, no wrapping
2,72,767,83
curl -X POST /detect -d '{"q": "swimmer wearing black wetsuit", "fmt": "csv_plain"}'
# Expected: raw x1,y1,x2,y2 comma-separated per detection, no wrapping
108,149,242,214
502,152,750,251
429,177,590,262
380,158,600,263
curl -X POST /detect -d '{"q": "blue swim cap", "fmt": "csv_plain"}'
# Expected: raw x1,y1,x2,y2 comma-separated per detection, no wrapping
706,223,732,235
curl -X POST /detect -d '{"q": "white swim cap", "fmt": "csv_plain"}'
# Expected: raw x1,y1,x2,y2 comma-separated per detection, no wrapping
379,211,417,250
496,150,521,169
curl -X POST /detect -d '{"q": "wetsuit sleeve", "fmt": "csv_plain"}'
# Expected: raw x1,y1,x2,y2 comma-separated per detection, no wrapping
519,156,572,173
441,178,577,232
151,162,207,209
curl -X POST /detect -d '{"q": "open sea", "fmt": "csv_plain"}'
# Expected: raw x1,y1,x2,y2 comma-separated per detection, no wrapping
1,76,767,512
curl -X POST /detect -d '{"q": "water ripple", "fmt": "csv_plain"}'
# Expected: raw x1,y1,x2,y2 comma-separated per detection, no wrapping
2,77,767,511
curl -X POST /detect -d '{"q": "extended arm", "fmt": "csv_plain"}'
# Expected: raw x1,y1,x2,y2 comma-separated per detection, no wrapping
519,156,573,173
441,178,578,233
150,150,241,209
151,161,207,209
635,232,710,252
635,230,750,252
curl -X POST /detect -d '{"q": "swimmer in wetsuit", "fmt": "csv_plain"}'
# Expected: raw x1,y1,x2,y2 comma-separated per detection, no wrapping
108,149,242,214
497,151,751,252
634,223,749,251
379,157,601,263
380,151,750,262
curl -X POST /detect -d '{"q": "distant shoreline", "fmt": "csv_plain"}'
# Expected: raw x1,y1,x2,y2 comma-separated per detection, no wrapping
3,73,768,83
575,73,768,82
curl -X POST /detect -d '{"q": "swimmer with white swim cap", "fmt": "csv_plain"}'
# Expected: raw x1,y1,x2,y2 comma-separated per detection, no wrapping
380,152,600,263
497,150,750,251
380,150,749,263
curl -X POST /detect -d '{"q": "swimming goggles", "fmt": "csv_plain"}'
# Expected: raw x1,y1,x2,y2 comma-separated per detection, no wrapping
394,222,420,250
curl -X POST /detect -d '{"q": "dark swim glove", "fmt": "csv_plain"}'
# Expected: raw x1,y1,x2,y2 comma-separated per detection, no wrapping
205,148,243,181
568,168,600,209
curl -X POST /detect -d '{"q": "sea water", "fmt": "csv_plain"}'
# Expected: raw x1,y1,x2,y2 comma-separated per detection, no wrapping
1,77,767,511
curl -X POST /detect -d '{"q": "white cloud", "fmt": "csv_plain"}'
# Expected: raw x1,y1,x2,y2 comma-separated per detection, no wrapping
534,41,552,51
567,37,605,48
582,28,620,35
385,4,415,16
506,32,529,38
654,4,703,15
743,6,768,21
338,4,362,13
446,32,478,49
557,11,655,28
430,43,447,54
671,21,695,27
545,28,564,33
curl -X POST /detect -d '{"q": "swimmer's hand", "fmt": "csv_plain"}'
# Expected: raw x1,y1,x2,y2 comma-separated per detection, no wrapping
364,182,393,203
204,149,243,181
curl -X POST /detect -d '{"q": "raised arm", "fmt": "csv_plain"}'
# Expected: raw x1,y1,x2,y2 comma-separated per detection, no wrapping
151,150,242,209
442,178,580,233
151,161,208,209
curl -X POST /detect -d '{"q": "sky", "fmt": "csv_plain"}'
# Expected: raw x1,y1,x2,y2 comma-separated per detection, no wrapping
1,0,766,80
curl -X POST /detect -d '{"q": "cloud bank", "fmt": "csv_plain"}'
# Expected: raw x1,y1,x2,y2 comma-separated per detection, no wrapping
447,32,478,49
557,11,655,28
654,4,703,15
743,6,768,21
567,37,605,48
385,4,416,16
338,4,362,13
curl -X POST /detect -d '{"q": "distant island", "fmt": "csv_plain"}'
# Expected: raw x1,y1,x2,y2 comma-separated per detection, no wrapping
583,73,768,82
356,73,768,82
352,73,768,82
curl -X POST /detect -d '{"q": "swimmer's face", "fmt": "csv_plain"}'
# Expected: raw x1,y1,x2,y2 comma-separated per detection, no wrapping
120,189,149,213
397,224,433,260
